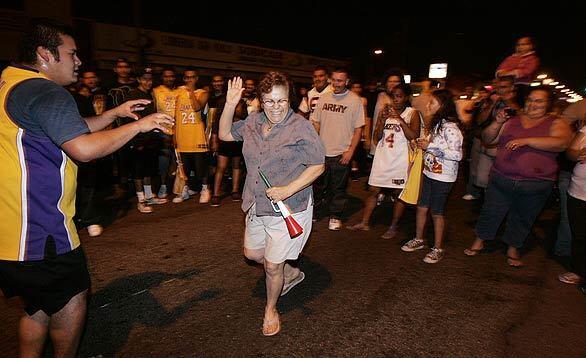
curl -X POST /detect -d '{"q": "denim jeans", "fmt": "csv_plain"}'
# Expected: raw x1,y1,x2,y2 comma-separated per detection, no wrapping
475,172,553,248
313,155,350,219
567,194,586,282
555,170,572,256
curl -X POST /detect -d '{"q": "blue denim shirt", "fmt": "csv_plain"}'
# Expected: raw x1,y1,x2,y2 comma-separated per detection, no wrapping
231,109,325,216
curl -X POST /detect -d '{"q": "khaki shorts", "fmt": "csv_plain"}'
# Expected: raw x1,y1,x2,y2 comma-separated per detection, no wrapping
244,199,313,264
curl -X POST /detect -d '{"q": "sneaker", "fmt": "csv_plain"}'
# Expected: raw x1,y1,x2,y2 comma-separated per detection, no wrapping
231,192,242,201
558,272,582,285
328,218,342,231
137,201,153,213
401,238,425,252
346,222,370,231
188,189,199,196
423,247,445,264
210,196,221,207
158,187,168,199
381,225,398,239
462,194,478,201
146,197,168,205
87,224,103,237
172,193,190,203
199,187,211,204
376,193,385,206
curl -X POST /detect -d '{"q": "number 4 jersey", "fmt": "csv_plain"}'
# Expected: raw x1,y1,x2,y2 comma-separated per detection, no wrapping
174,87,208,153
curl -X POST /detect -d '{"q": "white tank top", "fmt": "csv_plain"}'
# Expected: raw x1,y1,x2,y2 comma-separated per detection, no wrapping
368,107,420,188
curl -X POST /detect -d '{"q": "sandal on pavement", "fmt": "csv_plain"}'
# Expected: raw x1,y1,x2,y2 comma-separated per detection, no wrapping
346,222,370,231
506,256,524,267
281,271,305,297
464,247,483,256
558,272,582,285
262,311,281,336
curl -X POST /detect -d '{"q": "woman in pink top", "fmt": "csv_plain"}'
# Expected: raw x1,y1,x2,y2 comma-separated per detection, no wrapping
464,86,573,266
496,36,540,85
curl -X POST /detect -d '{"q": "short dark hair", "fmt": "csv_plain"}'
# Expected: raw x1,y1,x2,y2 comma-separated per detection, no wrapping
313,65,329,74
18,18,74,64
331,67,350,78
383,69,405,85
391,83,413,97
161,67,175,75
527,85,555,112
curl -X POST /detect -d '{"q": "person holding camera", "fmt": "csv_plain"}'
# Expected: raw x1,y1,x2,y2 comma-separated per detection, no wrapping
464,86,572,266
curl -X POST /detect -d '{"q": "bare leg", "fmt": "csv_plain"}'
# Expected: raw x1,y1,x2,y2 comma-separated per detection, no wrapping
415,206,429,240
231,156,242,194
390,200,407,227
431,214,445,249
360,187,380,225
49,290,87,358
263,260,284,334
134,179,144,193
213,155,228,197
19,310,50,358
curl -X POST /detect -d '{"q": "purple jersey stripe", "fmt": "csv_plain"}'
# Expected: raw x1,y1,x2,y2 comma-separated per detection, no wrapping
21,132,71,260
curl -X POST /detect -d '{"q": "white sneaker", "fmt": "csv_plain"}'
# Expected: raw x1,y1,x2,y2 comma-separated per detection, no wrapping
401,238,425,252
137,201,154,213
146,197,168,205
423,247,445,264
328,218,342,231
188,189,199,196
172,193,190,203
87,224,103,237
199,187,211,204
462,194,478,201
157,187,168,199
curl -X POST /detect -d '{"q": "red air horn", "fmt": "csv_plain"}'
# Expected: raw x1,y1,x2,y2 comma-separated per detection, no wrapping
259,171,303,239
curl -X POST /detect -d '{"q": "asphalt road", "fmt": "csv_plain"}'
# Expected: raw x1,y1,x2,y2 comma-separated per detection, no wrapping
1,177,585,357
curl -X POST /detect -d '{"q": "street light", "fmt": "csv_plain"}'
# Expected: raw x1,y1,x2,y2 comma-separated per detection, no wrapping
373,49,383,55
543,78,553,85
556,85,565,89
537,74,548,79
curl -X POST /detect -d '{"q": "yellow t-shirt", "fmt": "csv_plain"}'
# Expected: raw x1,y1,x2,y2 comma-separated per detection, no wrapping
152,85,177,135
174,88,208,153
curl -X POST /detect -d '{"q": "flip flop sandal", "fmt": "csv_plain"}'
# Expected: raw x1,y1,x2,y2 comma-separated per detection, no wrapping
281,271,305,297
507,256,524,267
464,247,483,256
262,313,281,336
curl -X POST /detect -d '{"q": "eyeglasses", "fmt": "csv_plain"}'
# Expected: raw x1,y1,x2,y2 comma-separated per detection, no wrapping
262,99,289,107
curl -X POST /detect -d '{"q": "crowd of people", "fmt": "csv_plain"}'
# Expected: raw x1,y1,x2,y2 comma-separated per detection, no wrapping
1,18,585,354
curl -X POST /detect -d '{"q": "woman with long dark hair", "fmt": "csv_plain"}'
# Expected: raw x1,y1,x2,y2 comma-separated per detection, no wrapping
401,89,463,264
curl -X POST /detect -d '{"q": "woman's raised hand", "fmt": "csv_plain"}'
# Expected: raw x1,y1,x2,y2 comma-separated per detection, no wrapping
227,77,245,106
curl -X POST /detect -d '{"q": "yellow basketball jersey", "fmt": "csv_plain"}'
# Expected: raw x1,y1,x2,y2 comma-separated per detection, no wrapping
0,66,80,261
153,85,177,135
174,88,208,153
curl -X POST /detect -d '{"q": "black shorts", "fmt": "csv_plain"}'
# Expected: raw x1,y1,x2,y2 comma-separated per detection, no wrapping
217,140,243,158
0,238,90,316
130,147,159,179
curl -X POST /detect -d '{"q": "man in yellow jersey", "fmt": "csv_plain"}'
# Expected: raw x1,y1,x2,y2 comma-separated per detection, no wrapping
173,68,211,203
152,68,177,199
0,19,173,357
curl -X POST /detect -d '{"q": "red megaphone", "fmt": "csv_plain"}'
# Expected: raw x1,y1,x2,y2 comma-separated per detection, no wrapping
284,215,303,238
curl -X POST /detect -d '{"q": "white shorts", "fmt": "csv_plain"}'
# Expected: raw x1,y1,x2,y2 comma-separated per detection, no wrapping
244,199,313,264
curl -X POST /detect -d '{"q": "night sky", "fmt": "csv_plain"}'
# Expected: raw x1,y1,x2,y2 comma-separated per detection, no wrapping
33,2,586,91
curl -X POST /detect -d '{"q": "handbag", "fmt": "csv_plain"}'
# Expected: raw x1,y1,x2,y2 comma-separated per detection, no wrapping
173,149,188,195
399,146,424,205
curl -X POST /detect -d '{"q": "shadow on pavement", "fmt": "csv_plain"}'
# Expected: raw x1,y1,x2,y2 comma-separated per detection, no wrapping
252,256,331,315
71,269,220,357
